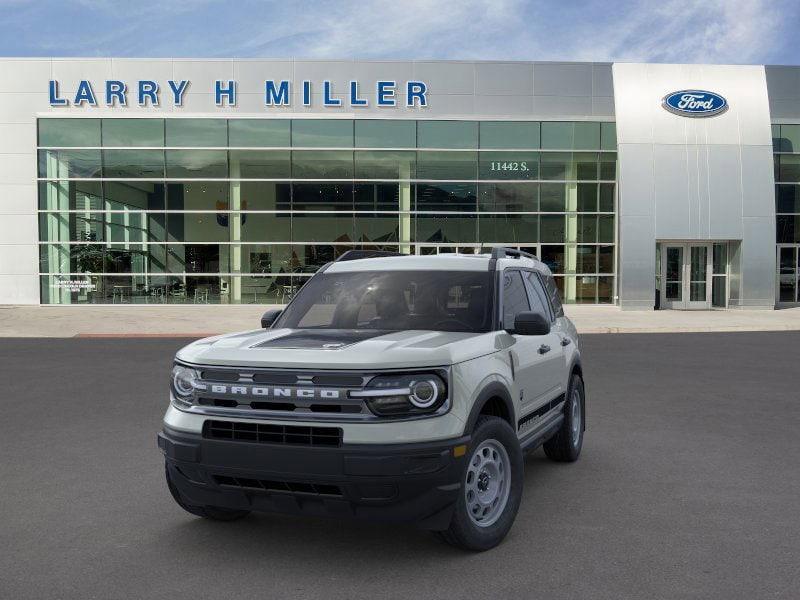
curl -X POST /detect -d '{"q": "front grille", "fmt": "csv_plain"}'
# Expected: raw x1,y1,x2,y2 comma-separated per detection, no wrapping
213,474,343,497
203,420,342,447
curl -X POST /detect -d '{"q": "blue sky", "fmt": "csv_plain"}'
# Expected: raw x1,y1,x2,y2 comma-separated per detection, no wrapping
2,0,798,65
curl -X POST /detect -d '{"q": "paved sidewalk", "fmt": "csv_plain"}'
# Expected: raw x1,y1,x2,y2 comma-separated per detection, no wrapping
3,303,800,337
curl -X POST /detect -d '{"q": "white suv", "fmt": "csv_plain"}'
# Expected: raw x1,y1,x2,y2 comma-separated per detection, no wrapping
159,248,585,551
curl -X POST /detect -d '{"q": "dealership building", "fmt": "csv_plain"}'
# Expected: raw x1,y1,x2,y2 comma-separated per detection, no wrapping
1,58,799,310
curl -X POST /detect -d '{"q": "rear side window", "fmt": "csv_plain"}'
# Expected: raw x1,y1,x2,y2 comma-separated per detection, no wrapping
543,273,564,318
502,271,531,330
523,271,552,321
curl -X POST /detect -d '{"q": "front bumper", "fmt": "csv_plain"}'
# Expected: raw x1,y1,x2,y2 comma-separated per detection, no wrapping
158,425,469,530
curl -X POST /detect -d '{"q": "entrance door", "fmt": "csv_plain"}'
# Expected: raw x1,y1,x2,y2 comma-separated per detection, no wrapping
660,243,712,309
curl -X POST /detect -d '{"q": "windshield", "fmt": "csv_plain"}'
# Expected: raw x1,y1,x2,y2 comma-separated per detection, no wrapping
274,270,495,333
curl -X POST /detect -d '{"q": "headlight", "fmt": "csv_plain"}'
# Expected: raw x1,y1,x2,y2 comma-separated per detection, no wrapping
171,364,200,402
351,372,447,417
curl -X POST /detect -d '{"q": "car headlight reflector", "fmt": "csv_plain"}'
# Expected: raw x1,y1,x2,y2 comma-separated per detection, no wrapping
171,365,199,399
352,372,447,417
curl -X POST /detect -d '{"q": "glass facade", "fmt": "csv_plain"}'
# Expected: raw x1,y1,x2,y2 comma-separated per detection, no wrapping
774,124,800,303
37,118,617,304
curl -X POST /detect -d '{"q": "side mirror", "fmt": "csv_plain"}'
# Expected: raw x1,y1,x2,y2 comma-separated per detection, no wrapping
260,309,283,329
512,311,551,336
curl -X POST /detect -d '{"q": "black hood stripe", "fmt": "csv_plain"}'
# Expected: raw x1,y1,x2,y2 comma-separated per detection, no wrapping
253,329,392,350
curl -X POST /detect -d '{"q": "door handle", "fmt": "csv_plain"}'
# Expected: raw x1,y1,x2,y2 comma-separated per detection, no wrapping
538,344,551,354
560,337,571,346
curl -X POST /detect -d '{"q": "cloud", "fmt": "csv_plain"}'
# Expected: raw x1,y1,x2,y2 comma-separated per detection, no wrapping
0,0,796,65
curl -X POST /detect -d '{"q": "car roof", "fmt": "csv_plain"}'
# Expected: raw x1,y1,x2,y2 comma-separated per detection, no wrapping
325,252,551,275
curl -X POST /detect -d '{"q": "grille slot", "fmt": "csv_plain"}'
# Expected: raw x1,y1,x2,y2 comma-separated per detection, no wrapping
213,475,343,497
204,420,342,447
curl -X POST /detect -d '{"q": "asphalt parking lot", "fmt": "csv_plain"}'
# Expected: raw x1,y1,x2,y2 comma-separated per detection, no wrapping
2,332,799,599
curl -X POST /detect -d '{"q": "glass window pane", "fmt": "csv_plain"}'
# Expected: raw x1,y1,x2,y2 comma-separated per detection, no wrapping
599,153,616,180
776,184,800,213
416,151,477,179
597,276,613,303
229,120,290,147
166,119,227,147
229,150,290,179
479,152,539,179
38,149,102,178
415,183,476,212
540,245,565,274
502,271,531,329
540,215,566,243
39,119,100,147
354,183,402,211
478,183,538,212
105,181,165,211
103,149,164,178
577,183,598,212
167,182,229,211
39,180,104,210
575,275,597,303
541,122,573,150
599,183,615,212
292,183,354,211
166,150,227,178
575,152,599,180
415,214,477,243
239,181,291,211
240,245,292,274
778,155,800,182
598,245,614,273
355,120,415,148
577,214,597,243
772,124,781,152
355,213,400,243
600,122,617,151
241,212,291,242
779,247,796,274
291,120,353,147
102,119,164,147
166,244,229,273
479,122,540,149
540,152,571,180
776,215,800,243
598,215,614,242
574,122,600,150
293,213,354,242
713,243,727,274
478,214,538,243
576,245,597,273
354,151,415,179
167,212,231,243
539,183,566,212
39,212,103,243
779,275,796,302
292,150,353,178
780,125,800,153
417,121,478,149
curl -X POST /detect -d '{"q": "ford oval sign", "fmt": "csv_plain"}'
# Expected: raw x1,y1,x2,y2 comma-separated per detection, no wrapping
662,90,728,117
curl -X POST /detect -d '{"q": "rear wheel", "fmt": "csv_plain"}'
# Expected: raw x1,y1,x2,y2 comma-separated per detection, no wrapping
437,416,523,551
165,464,250,521
543,374,585,462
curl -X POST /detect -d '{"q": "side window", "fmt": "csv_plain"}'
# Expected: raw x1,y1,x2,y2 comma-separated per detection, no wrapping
523,271,552,321
543,273,565,318
502,270,531,330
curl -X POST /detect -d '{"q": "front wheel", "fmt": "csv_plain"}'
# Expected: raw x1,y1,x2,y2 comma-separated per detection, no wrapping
543,373,585,462
437,416,523,551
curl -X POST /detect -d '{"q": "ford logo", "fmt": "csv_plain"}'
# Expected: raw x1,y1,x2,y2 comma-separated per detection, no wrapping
662,90,728,117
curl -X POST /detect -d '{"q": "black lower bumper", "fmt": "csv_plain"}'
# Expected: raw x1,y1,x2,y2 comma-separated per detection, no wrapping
158,425,469,530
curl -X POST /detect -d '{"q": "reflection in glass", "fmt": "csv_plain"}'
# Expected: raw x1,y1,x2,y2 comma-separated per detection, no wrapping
39,119,100,147
38,149,102,178
166,150,227,178
229,150,290,178
479,122,540,149
292,150,353,179
478,183,538,212
354,120,415,148
479,152,539,180
416,183,476,212
292,120,353,147
415,214,477,243
478,214,538,243
417,121,478,149
103,149,164,178
416,151,477,180
165,119,227,147
229,120,290,147
354,151,415,179
103,119,164,147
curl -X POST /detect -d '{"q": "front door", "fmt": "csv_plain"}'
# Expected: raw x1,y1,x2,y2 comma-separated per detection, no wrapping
660,243,712,309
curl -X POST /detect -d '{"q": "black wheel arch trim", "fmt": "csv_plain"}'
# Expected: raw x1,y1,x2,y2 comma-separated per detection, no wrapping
567,358,586,432
464,381,516,434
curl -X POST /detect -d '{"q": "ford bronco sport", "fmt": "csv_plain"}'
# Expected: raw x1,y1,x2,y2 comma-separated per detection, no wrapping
158,247,585,551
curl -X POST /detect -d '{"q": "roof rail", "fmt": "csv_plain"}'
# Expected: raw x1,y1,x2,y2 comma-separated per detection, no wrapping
483,247,539,261
335,249,404,262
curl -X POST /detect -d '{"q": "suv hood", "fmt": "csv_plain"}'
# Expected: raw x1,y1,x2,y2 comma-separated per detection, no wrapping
176,328,500,369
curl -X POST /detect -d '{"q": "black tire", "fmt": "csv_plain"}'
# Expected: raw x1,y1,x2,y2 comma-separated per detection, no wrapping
165,463,250,521
437,416,523,551
543,373,585,462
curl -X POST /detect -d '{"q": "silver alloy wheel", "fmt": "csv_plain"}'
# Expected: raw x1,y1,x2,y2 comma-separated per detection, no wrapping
464,439,511,528
571,387,582,447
